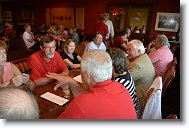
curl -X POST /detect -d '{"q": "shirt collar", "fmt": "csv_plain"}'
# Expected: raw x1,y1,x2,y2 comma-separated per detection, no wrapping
93,79,113,88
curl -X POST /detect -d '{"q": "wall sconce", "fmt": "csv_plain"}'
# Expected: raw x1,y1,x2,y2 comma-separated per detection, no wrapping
111,8,121,15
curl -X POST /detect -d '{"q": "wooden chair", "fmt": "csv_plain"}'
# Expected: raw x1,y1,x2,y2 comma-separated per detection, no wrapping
142,77,162,119
15,35,36,57
104,40,111,49
162,66,176,97
166,57,177,72
11,58,29,73
75,45,85,57
80,41,89,47
166,114,178,119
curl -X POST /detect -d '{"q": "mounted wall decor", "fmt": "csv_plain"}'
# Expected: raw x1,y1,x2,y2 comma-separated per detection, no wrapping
155,12,180,32
21,9,32,19
4,11,12,21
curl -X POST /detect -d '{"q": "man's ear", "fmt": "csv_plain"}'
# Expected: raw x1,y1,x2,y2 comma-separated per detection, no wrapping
138,49,141,53
40,46,43,51
85,71,93,88
85,71,91,81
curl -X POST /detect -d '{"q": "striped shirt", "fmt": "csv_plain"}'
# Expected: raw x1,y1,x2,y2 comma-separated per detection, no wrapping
112,72,141,118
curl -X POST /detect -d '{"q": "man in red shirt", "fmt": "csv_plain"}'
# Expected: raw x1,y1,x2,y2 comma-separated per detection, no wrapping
112,29,131,52
4,23,14,39
28,35,69,89
47,50,136,119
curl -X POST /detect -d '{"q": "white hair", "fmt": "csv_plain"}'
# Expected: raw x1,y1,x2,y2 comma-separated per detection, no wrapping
0,88,39,119
81,50,112,82
157,34,170,48
128,39,145,54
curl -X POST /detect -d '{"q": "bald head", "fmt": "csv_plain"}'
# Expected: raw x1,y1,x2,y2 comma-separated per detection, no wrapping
0,88,39,119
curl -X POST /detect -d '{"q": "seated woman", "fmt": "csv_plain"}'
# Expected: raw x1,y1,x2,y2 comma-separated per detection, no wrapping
107,48,141,118
0,40,32,90
60,39,82,70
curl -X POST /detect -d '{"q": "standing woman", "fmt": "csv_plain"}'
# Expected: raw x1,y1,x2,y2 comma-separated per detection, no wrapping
60,39,82,70
107,48,141,118
0,40,31,89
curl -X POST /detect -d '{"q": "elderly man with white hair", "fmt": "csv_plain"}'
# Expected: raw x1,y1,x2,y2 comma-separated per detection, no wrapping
0,88,39,119
127,39,155,107
148,35,173,78
46,50,136,119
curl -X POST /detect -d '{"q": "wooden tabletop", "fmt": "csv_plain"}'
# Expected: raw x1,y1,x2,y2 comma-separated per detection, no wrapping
33,69,81,119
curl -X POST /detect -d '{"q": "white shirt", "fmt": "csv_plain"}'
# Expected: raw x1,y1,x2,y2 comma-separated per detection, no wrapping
142,77,162,119
23,31,36,48
85,41,106,51
105,20,114,39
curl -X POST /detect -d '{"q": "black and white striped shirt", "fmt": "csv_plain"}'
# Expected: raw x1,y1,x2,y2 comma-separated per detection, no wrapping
112,72,141,118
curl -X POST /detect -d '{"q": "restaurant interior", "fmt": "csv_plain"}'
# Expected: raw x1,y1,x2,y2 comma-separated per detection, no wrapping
0,0,180,120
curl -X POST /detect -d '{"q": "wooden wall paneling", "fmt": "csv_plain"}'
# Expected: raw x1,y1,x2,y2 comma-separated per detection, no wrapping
76,8,84,30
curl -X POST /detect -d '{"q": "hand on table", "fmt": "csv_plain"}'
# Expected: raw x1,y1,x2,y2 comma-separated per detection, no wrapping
46,72,78,91
46,72,83,97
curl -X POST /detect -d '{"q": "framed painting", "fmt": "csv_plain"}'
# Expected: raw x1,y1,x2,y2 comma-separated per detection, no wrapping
4,11,12,21
155,12,180,32
21,9,32,19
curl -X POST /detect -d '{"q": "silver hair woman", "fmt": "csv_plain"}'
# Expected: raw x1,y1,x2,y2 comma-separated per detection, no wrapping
81,50,112,82
156,34,170,48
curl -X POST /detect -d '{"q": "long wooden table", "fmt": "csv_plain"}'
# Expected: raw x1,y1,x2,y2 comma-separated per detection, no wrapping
33,69,81,119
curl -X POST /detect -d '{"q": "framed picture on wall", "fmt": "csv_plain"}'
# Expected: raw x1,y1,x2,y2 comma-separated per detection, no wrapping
21,9,32,19
4,11,12,21
155,12,180,32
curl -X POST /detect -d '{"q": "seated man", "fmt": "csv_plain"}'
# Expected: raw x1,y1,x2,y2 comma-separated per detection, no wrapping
47,50,136,119
23,24,39,50
0,88,39,119
148,35,173,77
85,33,106,51
127,40,155,107
112,29,131,51
28,35,69,88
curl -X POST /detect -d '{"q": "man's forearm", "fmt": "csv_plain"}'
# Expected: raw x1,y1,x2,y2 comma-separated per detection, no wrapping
60,69,69,76
33,77,54,86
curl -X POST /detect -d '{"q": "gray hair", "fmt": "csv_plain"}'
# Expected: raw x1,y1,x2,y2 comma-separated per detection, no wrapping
128,39,145,54
0,88,39,119
156,34,170,48
40,35,55,47
81,50,112,82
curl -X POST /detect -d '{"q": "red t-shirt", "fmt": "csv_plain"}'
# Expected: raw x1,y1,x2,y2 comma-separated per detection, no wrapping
112,36,125,50
95,21,108,40
28,51,68,80
58,79,137,119
5,28,13,38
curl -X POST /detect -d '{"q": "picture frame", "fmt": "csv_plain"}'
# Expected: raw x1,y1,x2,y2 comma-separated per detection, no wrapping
21,9,32,19
155,12,180,32
4,11,12,21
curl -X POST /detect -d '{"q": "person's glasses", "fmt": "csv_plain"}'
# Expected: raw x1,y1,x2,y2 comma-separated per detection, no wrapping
43,46,56,50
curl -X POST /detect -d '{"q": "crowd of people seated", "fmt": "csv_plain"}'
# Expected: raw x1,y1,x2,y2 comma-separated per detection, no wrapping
0,11,179,120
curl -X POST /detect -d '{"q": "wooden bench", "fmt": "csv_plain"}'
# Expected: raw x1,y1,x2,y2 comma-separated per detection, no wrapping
11,58,29,73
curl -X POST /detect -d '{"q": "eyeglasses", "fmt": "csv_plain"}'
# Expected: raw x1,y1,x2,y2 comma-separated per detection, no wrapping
42,46,56,50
